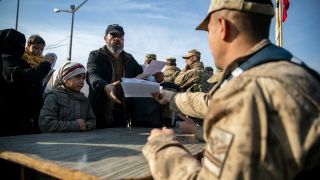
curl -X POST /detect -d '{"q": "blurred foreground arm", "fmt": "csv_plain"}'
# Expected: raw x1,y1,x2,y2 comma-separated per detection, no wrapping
143,127,201,179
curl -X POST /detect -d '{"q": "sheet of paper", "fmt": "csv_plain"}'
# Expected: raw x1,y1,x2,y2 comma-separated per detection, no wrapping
136,61,166,79
121,78,161,97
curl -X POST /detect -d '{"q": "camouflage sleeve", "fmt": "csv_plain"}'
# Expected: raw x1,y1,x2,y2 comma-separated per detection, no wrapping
176,70,203,91
168,71,180,83
142,134,201,179
170,92,209,119
174,71,186,86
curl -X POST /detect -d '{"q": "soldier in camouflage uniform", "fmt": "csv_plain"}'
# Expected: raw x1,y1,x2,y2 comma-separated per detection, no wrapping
163,57,180,83
174,49,209,92
144,54,156,65
141,54,164,83
143,0,320,179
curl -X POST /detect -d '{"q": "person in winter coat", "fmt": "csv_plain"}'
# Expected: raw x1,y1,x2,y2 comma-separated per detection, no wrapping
0,28,53,136
39,62,96,133
21,34,57,133
86,24,142,128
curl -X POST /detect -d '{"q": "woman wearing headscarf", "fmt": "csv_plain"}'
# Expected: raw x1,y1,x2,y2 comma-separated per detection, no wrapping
0,28,52,136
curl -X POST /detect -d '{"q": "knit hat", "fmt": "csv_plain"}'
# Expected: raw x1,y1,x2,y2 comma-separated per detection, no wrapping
54,62,85,87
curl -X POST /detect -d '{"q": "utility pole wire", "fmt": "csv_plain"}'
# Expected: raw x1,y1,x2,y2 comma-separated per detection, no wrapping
46,36,70,49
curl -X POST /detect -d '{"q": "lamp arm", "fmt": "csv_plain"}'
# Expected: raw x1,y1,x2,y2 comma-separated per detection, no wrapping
74,0,88,12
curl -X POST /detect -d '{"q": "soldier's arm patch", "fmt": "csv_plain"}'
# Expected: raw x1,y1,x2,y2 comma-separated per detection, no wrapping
203,127,234,178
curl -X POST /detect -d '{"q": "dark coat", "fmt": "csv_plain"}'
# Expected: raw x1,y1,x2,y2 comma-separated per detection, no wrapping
0,29,51,136
86,46,143,112
39,87,96,133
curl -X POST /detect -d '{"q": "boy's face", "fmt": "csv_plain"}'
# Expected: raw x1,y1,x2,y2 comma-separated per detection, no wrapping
65,73,85,92
28,43,44,56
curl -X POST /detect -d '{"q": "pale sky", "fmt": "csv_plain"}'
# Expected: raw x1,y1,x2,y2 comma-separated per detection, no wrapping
1,0,319,73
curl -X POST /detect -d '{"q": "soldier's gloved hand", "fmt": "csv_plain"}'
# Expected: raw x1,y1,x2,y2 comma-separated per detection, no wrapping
151,89,176,105
104,81,121,104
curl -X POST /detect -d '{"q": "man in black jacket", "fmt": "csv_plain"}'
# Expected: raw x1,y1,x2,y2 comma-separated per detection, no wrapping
86,24,143,128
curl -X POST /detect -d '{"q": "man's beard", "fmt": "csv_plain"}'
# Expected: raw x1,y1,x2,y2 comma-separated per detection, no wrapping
106,41,124,54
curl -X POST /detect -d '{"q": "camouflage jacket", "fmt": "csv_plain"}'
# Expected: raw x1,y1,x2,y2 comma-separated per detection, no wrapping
163,65,180,83
174,61,207,92
169,69,223,119
143,40,320,179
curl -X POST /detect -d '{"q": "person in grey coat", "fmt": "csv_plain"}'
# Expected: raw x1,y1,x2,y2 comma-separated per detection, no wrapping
39,62,96,132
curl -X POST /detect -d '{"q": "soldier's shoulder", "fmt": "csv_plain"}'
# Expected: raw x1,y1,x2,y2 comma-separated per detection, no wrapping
247,61,315,81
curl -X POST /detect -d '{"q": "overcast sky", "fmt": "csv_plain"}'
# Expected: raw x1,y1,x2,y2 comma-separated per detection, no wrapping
1,0,319,73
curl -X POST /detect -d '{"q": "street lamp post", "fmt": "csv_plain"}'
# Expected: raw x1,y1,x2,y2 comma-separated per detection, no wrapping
54,0,88,61
15,0,20,30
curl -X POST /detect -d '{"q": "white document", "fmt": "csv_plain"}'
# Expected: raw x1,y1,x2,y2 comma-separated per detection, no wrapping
121,78,161,97
135,60,166,79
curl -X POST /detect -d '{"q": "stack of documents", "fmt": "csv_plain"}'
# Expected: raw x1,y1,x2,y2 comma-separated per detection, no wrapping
121,78,161,98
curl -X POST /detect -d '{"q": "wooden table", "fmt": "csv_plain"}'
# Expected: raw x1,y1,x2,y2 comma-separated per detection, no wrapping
0,128,204,180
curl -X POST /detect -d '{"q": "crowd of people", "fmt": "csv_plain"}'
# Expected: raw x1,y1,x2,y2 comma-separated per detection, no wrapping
0,23,214,135
1,0,320,179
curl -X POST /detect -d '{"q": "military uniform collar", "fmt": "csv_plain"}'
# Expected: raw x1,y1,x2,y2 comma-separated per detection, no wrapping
209,39,271,93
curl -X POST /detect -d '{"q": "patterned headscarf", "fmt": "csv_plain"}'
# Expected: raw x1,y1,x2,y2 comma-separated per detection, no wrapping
54,62,85,88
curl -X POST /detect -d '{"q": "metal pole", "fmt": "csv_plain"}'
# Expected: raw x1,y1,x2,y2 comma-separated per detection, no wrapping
279,0,283,47
69,11,75,61
15,0,20,30
275,0,283,47
54,1,88,61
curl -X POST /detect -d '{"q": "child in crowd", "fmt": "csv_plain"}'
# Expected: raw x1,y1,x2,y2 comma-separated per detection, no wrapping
0,29,53,136
39,62,96,133
22,34,57,87
21,34,57,133
23,34,46,68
